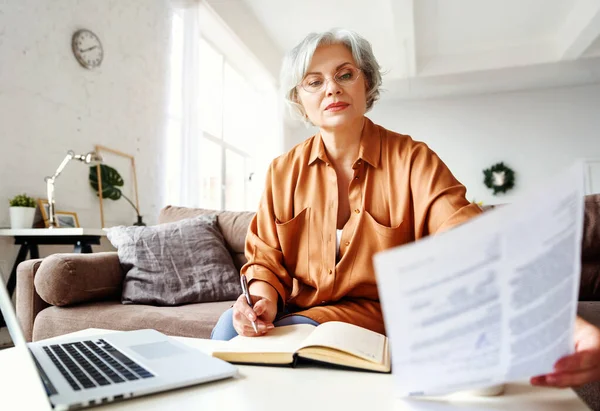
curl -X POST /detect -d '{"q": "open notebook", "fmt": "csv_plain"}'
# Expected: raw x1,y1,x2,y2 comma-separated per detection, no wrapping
212,321,390,373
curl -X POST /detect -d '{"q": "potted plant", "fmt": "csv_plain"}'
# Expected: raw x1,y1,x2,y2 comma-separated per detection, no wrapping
89,165,145,226
9,194,36,229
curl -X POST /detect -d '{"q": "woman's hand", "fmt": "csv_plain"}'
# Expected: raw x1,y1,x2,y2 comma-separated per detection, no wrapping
232,283,278,337
531,316,600,388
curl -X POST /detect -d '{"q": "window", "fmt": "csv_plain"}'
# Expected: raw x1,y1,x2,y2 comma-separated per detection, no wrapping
164,11,184,206
167,6,279,212
197,38,259,211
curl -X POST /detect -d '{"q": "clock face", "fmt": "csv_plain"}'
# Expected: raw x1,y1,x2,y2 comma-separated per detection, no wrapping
72,29,103,69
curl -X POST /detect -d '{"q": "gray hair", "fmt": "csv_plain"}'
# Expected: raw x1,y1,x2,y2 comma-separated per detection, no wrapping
281,28,383,125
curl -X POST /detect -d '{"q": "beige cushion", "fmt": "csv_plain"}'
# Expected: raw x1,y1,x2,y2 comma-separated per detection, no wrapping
107,215,241,306
32,300,234,341
159,206,255,270
35,252,123,307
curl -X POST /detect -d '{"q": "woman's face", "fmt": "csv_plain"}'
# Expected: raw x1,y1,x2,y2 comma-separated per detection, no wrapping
296,43,368,130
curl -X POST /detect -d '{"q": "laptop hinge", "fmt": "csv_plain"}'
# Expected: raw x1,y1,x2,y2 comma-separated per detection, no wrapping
31,349,59,396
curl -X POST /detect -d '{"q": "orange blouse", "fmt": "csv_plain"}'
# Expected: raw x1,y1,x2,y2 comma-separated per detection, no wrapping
241,117,481,334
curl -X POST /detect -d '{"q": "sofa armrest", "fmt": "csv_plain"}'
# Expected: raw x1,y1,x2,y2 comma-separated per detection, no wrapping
579,262,600,301
16,259,48,342
16,252,125,342
34,252,125,307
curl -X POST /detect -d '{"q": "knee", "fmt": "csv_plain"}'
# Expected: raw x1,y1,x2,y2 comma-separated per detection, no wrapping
210,308,238,341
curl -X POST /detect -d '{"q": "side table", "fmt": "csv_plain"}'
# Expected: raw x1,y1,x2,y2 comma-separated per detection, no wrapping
0,228,107,327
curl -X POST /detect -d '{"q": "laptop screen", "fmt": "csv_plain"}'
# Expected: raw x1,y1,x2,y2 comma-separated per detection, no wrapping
0,266,52,409
0,267,28,348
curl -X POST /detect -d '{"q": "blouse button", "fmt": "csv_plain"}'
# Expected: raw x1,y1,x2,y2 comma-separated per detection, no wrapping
354,209,360,214
354,176,359,180
328,269,333,275
345,241,350,246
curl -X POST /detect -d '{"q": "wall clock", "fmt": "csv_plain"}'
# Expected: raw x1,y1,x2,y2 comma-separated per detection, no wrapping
71,29,103,69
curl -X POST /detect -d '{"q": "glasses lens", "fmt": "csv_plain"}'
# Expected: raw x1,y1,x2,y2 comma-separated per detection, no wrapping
335,67,360,85
301,76,324,93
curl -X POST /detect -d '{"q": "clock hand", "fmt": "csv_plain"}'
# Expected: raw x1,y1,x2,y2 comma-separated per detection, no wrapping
80,45,97,53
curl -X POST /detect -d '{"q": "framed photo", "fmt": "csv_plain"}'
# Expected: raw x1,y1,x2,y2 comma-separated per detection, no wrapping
37,198,50,227
94,145,140,228
55,211,80,228
36,198,80,228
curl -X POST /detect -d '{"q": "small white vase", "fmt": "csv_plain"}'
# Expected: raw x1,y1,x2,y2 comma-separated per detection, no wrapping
9,207,36,229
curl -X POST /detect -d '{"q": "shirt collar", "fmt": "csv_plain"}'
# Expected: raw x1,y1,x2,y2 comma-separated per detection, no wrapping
308,117,381,168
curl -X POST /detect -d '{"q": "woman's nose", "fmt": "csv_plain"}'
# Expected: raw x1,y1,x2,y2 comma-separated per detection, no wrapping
325,79,342,96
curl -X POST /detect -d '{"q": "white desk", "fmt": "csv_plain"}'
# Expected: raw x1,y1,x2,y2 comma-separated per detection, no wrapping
0,228,107,237
0,328,591,410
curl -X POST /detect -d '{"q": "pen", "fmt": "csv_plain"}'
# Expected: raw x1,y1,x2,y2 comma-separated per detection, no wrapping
240,274,259,334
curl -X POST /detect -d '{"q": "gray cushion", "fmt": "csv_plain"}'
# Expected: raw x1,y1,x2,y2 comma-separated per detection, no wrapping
106,215,241,306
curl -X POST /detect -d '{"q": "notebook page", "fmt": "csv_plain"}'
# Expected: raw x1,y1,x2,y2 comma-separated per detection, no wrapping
221,324,316,353
299,321,386,363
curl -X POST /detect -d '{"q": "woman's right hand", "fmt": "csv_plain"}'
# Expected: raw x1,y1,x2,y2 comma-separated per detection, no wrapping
232,292,278,337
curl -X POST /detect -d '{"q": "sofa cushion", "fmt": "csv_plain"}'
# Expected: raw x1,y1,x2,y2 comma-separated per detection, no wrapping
107,215,241,306
34,252,123,307
159,206,255,270
32,300,234,341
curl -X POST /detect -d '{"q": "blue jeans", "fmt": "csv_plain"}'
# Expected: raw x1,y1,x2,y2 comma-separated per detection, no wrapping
210,308,319,340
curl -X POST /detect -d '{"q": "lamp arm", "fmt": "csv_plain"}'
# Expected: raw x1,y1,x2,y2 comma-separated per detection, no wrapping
44,150,75,228
47,151,75,181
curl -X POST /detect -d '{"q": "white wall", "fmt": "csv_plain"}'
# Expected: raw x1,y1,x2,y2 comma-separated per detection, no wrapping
287,84,600,205
0,0,172,295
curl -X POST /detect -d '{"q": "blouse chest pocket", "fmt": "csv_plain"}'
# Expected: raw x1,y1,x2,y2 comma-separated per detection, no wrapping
275,207,311,280
363,210,411,249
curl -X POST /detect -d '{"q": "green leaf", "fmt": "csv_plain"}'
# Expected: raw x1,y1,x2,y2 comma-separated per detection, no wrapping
89,164,124,201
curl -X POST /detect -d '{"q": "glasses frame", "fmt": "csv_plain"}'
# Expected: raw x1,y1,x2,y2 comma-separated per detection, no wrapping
297,65,363,94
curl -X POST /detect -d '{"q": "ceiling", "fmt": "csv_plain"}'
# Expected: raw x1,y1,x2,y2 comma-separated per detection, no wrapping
240,0,600,100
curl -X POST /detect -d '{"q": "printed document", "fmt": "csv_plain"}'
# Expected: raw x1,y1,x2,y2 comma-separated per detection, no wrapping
373,162,585,396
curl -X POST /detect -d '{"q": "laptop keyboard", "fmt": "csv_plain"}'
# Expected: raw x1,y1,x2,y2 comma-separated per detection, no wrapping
42,339,154,391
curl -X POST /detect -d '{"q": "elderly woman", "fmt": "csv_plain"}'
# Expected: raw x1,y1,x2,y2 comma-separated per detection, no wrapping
211,28,600,389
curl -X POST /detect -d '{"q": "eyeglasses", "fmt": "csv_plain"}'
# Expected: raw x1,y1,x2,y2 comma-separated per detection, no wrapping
298,65,362,93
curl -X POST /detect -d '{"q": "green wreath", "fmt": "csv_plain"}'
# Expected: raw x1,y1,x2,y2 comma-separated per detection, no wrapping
483,162,515,195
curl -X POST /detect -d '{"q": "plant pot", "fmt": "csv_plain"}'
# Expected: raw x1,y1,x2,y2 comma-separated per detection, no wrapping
9,207,36,229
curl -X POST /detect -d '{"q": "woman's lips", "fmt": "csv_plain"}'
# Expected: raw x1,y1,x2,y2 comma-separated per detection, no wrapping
325,103,349,112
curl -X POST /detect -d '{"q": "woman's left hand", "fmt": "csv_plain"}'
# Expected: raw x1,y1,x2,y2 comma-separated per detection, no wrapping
531,316,600,388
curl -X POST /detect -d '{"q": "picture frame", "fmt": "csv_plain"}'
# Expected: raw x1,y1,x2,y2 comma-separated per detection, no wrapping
37,198,50,226
36,198,80,228
94,145,140,228
55,211,80,228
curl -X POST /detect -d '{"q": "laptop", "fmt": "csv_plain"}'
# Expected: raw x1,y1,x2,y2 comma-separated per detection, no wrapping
0,272,237,410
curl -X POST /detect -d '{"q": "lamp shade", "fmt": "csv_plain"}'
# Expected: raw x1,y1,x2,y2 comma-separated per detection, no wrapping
83,151,103,165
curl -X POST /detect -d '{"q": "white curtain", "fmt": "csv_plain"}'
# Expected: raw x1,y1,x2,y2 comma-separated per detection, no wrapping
166,1,203,207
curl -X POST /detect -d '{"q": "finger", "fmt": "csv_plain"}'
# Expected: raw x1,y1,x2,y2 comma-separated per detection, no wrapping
530,376,547,386
234,294,257,322
242,322,274,336
538,369,600,388
254,320,275,330
554,351,600,372
253,299,267,316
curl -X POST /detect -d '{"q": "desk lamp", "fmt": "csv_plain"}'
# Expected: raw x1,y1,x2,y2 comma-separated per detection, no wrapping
45,150,103,228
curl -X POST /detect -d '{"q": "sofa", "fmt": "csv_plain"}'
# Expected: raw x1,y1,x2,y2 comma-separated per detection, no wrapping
14,196,600,407
15,206,254,342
